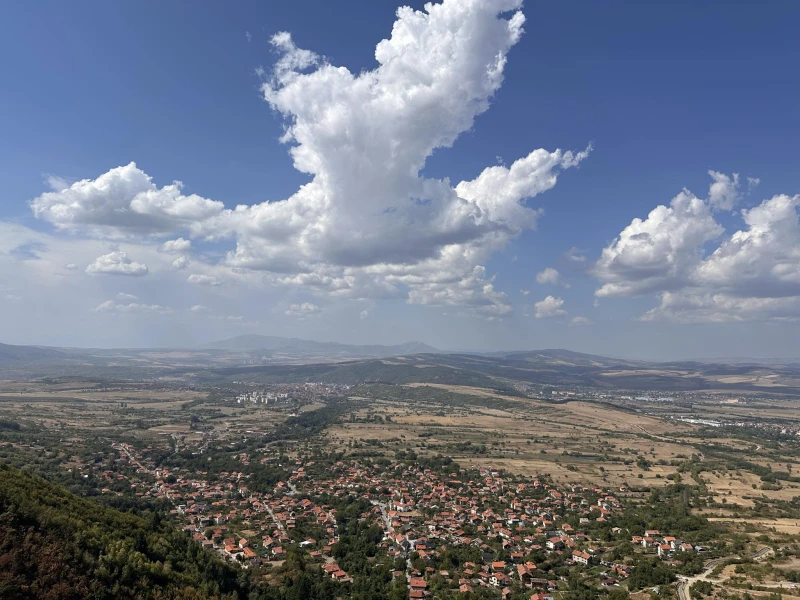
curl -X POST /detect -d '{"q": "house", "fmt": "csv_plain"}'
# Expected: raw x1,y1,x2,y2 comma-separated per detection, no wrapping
547,537,564,551
572,551,592,565
490,573,510,587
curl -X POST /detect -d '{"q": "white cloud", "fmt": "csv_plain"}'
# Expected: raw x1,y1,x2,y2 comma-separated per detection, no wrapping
161,238,191,253
535,267,562,285
520,289,530,296
641,292,800,324
593,182,724,298
86,251,149,276
116,292,138,301
31,163,225,238
64,263,78,270
533,295,566,319
692,194,800,295
187,273,223,287
190,304,210,312
44,174,71,192
26,0,586,319
594,171,800,322
747,177,760,192
94,300,172,314
171,255,189,270
707,170,740,211
285,302,321,319
570,316,592,326
359,310,369,319
564,246,586,262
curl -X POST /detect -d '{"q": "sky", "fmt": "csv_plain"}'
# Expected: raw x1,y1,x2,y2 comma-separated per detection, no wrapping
1,0,800,359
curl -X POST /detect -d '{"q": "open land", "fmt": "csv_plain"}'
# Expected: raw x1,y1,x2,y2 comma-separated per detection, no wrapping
1,347,800,600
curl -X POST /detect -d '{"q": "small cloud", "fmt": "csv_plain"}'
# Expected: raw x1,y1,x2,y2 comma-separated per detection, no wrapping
565,247,586,262
593,298,600,308
536,267,563,286
285,302,321,319
520,289,530,296
64,263,78,270
570,316,592,326
160,238,191,253
359,310,369,319
187,274,222,286
534,295,566,319
245,31,252,43
94,300,171,314
190,304,210,313
44,174,70,192
210,314,246,322
707,170,740,211
116,292,138,301
171,255,189,270
86,251,148,276
747,177,760,193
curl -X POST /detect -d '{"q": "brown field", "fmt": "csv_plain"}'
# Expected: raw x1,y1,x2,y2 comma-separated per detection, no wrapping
2,378,798,515
707,518,800,535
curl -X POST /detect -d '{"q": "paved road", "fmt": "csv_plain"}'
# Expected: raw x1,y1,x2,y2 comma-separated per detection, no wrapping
677,547,773,600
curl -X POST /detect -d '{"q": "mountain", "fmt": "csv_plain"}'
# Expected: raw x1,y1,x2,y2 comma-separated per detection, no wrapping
0,342,67,366
200,334,438,358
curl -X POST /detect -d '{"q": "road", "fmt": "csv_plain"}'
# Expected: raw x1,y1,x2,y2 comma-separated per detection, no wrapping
677,548,773,600
265,503,286,535
370,499,412,582
370,499,392,533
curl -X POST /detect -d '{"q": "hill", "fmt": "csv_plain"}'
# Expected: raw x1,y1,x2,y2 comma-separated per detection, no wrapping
200,335,438,358
0,464,246,599
0,342,66,366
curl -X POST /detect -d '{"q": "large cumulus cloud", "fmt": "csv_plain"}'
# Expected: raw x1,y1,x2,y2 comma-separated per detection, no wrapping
593,171,800,322
28,0,587,318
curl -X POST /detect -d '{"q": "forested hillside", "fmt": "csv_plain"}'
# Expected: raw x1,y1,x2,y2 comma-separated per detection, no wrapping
0,464,246,600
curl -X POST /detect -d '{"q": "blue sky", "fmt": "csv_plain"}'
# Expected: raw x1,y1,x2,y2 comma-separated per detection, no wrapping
1,0,799,358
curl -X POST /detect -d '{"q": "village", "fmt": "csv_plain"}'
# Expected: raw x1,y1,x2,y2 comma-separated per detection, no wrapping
92,437,703,599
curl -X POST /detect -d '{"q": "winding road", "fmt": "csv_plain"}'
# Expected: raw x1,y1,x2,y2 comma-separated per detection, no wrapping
677,548,774,600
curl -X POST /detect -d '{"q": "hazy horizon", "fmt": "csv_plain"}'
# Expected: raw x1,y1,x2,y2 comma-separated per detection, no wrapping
5,334,800,364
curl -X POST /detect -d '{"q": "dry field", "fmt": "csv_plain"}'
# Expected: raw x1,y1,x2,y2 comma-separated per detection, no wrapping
707,517,800,536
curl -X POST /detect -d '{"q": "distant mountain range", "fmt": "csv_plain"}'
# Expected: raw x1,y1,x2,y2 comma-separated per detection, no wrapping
199,334,438,358
3,340,800,396
0,337,439,371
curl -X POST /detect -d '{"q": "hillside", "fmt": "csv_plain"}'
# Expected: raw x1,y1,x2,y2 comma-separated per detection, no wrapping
0,464,246,600
0,342,66,366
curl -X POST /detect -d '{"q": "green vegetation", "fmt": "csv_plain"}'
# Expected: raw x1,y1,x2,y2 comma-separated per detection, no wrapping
0,464,246,599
